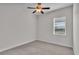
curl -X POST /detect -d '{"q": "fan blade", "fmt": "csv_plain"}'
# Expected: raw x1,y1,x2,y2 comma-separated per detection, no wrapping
42,7,50,9
41,11,44,14
32,10,36,13
27,7,35,9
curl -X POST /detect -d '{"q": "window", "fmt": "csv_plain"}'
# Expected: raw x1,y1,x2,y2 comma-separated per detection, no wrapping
53,17,66,35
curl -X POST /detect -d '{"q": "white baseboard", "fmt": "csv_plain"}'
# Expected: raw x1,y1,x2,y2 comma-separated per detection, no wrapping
0,40,35,53
0,39,73,53
38,40,73,48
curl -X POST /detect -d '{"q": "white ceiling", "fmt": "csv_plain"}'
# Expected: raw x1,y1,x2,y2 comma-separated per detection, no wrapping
26,3,73,14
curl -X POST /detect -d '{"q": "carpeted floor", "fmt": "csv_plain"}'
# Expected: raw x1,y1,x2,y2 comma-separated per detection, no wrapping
0,40,74,55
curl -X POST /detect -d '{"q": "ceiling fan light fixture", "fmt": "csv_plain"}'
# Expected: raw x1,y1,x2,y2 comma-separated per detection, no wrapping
36,9,42,13
27,3,50,14
36,10,41,13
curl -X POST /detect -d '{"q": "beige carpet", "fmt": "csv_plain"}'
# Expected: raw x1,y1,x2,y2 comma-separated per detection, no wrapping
0,40,74,55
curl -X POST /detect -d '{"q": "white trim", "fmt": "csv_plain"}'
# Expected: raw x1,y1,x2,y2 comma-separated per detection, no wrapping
53,16,66,36
73,4,78,55
0,40,35,52
0,40,73,53
38,40,72,48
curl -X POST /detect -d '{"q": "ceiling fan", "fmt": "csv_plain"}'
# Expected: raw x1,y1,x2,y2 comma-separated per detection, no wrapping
27,3,50,14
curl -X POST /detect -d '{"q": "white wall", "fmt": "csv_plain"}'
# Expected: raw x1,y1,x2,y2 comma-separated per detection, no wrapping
73,4,79,55
0,4,37,51
38,6,73,47
0,3,74,52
